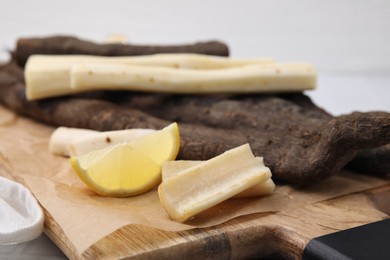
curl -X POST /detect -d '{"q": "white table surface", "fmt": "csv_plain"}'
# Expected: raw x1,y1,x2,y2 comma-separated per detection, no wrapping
0,1,389,259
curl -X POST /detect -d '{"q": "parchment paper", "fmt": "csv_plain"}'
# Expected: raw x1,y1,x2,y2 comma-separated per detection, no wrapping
0,105,388,254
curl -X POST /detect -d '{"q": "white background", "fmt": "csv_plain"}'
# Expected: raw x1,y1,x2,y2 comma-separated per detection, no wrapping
1,0,390,73
0,1,389,259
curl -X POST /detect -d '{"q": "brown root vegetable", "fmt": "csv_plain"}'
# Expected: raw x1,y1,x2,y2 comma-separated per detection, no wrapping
110,92,390,183
1,62,389,184
14,36,230,67
112,92,333,131
345,145,390,176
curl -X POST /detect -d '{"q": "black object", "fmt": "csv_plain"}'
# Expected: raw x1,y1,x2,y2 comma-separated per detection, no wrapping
302,219,390,260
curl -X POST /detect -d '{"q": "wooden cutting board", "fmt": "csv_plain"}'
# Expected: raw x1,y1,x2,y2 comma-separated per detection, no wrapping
0,110,389,259
44,185,388,260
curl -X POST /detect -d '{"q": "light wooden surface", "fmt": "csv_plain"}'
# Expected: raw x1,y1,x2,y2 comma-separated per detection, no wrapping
28,180,390,259
82,190,389,259
0,171,386,260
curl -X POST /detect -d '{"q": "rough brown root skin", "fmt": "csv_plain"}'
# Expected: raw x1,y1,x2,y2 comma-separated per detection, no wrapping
345,145,390,175
15,36,230,67
275,112,390,184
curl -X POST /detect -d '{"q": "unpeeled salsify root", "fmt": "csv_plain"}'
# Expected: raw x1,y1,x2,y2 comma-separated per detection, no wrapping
15,36,230,67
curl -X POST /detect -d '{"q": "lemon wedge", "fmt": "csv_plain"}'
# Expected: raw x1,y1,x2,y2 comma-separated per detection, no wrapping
70,123,180,197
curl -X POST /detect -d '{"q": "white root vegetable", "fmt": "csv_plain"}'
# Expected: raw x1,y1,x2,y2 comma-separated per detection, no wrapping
49,127,155,157
25,54,274,100
158,144,272,222
24,54,316,100
68,128,155,156
70,62,315,95
162,159,275,198
49,127,98,157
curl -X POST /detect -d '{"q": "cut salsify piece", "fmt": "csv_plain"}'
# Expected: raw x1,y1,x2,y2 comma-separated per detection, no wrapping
162,160,274,198
68,128,155,157
70,123,180,197
49,127,99,157
158,144,272,222
49,126,156,157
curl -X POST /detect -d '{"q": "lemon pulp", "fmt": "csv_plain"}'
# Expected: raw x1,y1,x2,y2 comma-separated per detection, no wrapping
70,123,180,197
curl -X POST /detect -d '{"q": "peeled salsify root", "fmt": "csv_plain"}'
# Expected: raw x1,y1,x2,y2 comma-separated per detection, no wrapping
49,127,155,157
162,160,275,199
24,55,315,100
158,144,273,222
